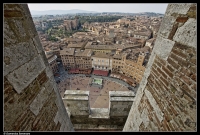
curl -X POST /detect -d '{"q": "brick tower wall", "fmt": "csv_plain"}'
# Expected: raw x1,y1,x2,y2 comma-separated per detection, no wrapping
4,4,74,131
123,3,196,131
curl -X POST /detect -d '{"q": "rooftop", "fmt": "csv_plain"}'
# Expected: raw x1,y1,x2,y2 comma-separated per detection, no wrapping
74,49,92,57
60,48,75,56
92,52,112,58
67,42,87,48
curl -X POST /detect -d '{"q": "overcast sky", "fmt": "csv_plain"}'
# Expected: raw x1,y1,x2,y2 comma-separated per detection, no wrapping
28,3,168,14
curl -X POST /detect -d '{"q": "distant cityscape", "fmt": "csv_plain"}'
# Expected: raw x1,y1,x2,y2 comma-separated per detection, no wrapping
32,11,162,99
30,9,164,17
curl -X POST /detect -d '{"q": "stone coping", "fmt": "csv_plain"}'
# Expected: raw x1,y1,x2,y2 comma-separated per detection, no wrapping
109,91,135,97
62,95,88,100
89,108,109,119
110,97,135,102
64,90,89,95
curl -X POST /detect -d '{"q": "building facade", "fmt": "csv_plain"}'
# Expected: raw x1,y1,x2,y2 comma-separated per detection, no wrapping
91,52,112,71
121,53,146,83
60,48,93,70
74,49,92,69
60,48,75,70
47,55,59,75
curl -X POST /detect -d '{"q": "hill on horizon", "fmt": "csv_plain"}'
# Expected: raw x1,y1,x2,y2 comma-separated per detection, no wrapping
30,9,99,15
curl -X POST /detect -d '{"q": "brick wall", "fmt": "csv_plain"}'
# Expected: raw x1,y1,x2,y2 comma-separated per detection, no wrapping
4,4,74,131
123,3,196,131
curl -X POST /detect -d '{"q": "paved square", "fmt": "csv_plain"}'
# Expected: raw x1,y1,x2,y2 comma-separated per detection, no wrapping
57,75,129,108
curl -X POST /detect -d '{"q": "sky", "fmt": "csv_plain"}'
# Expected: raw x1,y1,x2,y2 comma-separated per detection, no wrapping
28,3,168,14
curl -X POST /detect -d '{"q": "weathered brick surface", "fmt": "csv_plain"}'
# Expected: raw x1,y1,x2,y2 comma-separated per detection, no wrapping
168,23,179,40
187,5,196,18
124,4,196,132
176,17,188,23
36,70,49,86
4,4,73,131
167,58,180,70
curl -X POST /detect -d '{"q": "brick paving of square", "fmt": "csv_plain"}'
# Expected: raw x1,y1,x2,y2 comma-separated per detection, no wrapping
57,76,129,108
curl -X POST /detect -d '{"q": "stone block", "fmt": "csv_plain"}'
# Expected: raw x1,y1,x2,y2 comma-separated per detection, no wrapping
6,55,45,94
53,111,59,125
112,105,128,108
19,4,32,18
32,35,43,54
144,89,164,122
24,16,38,37
154,36,175,60
4,38,37,76
29,87,49,115
44,77,54,95
141,108,150,128
59,121,65,131
173,18,196,48
4,19,18,46
168,22,179,40
165,3,195,16
157,15,176,39
79,107,89,111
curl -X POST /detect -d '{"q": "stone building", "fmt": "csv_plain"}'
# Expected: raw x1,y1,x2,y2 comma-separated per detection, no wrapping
91,52,113,72
121,53,146,83
133,31,151,40
145,38,156,49
74,49,92,69
46,53,59,75
60,48,75,70
112,53,124,73
60,48,92,70
112,52,146,83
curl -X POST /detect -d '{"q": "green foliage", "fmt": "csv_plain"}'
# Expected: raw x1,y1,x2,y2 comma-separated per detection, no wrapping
49,36,58,41
79,16,122,24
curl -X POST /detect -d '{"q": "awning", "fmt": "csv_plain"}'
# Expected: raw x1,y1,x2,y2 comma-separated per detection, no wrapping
92,70,108,76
